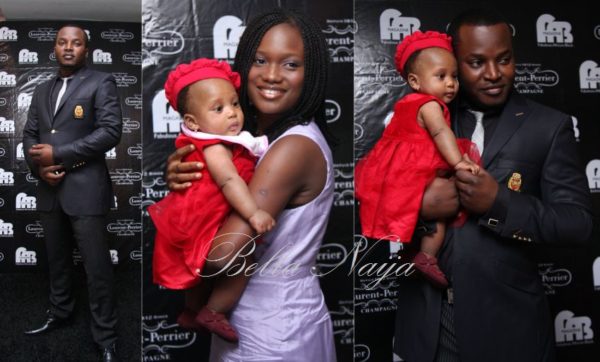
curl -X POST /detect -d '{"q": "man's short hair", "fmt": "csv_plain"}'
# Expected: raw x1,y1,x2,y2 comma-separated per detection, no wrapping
55,24,89,47
448,8,510,47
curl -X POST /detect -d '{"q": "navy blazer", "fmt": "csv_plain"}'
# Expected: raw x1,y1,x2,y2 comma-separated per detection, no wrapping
23,67,122,216
394,91,593,362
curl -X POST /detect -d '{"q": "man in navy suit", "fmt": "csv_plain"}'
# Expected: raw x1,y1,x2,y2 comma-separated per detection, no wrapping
394,9,593,362
22,24,122,362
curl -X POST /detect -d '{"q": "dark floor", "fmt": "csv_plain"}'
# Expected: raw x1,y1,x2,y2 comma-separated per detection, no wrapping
0,268,140,361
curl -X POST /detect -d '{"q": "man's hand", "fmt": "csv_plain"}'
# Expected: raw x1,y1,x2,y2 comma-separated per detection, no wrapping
455,168,499,214
166,144,204,191
39,164,65,186
29,144,55,166
421,176,460,220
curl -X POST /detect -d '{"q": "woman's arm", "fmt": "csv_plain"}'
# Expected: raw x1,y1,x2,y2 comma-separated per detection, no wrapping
205,135,326,272
203,143,275,234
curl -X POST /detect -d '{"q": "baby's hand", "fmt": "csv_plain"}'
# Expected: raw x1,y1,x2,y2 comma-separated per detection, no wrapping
454,156,480,175
249,209,276,234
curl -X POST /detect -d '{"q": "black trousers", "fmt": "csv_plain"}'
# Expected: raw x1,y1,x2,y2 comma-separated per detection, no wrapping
40,206,117,348
434,300,460,362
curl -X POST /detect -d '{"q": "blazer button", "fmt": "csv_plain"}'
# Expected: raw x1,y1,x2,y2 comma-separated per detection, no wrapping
51,129,57,133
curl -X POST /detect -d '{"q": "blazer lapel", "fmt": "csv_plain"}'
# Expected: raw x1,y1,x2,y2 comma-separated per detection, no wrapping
53,68,89,119
481,92,529,168
45,79,57,120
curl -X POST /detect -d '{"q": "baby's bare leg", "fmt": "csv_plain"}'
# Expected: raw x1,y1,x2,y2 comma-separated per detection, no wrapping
420,220,446,256
206,258,252,313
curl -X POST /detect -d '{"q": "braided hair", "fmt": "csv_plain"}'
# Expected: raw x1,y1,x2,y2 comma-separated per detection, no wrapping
234,8,334,145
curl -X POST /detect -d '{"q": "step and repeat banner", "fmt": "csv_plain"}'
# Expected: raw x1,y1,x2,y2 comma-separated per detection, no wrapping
354,1,599,361
141,0,353,360
0,21,142,272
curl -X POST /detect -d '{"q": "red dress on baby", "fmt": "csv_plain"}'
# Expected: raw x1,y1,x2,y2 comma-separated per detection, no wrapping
149,128,268,289
355,93,480,242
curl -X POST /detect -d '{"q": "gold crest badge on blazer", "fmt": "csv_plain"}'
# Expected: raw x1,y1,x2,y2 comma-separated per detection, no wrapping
74,105,84,119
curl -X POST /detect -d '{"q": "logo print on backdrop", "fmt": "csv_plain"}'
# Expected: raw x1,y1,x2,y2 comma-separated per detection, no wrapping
379,9,420,44
49,52,56,62
105,147,117,159
110,250,119,264
354,344,371,362
554,310,594,345
142,30,185,66
101,29,134,43
122,51,142,65
107,219,142,236
26,173,38,183
122,118,141,133
538,263,572,295
354,238,400,312
318,242,349,273
129,249,142,261
595,25,600,40
593,257,600,290
27,71,54,83
125,94,142,109
514,64,559,94
152,89,181,139
0,117,15,135
0,98,6,107
0,252,3,262
0,198,4,207
143,316,197,359
0,53,8,62
354,123,364,141
0,148,5,157
0,219,14,236
325,99,341,123
18,93,32,109
323,19,356,63
0,169,14,186
536,14,573,47
571,116,580,142
128,194,143,207
127,144,142,159
110,169,142,185
0,26,17,41
579,60,600,92
16,143,25,160
18,49,38,64
16,192,36,211
0,72,17,87
334,165,354,207
111,195,118,211
586,159,600,192
130,248,142,261
15,247,37,265
93,49,112,64
26,221,44,238
112,72,137,87
213,15,245,60
143,177,168,204
329,303,353,345
356,61,405,97
28,27,56,41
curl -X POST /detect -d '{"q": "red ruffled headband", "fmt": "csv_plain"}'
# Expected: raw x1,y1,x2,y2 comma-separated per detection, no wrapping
164,58,241,111
395,31,453,78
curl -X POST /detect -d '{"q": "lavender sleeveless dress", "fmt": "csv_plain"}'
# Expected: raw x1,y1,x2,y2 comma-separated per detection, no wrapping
210,122,336,361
